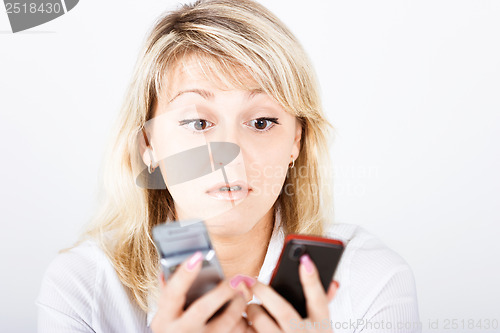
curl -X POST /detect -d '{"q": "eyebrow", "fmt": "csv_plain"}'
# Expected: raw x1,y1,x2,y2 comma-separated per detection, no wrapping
168,88,264,104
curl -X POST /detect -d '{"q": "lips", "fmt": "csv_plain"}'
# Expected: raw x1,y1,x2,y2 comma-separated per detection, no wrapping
206,180,252,194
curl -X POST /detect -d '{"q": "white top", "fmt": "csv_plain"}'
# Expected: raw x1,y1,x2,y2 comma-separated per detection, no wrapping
36,214,421,333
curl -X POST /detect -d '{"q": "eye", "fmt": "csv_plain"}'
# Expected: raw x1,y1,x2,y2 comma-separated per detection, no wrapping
178,118,214,133
178,117,281,134
246,117,280,133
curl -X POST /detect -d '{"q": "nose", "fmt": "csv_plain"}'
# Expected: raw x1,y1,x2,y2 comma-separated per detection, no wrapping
207,121,244,169
211,120,241,146
209,142,240,172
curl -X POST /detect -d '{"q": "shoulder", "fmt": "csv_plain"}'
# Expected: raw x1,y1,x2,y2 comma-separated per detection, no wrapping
37,238,152,332
38,240,107,301
326,223,409,269
36,239,111,330
323,223,412,276
324,223,419,321
39,238,110,294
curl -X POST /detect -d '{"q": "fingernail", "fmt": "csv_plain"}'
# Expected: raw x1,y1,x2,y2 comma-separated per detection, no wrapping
300,254,314,274
186,251,203,271
230,274,256,288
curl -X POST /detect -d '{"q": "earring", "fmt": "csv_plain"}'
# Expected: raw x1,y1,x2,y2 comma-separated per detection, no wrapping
148,162,157,174
147,147,158,174
288,155,295,169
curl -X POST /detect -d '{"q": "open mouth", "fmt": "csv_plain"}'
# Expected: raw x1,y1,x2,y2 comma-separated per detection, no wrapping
206,181,251,201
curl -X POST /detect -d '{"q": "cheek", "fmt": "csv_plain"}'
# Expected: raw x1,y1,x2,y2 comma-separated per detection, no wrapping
242,132,295,195
246,154,290,199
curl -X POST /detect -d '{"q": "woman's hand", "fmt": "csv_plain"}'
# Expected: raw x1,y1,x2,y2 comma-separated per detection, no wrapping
245,254,339,333
151,251,251,333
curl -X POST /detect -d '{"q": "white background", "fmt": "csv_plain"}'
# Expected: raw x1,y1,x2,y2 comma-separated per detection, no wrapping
1,0,499,332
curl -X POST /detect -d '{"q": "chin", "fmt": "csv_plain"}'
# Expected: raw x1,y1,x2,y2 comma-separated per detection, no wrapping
173,195,266,236
204,211,257,236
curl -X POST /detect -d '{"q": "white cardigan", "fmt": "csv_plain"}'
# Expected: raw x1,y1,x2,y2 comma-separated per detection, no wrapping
37,214,421,333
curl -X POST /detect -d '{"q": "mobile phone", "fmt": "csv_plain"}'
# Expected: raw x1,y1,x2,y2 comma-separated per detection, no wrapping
152,219,226,311
269,234,344,318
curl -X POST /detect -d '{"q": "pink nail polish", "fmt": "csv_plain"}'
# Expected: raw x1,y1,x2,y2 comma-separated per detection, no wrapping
230,274,256,288
186,251,203,271
300,254,314,274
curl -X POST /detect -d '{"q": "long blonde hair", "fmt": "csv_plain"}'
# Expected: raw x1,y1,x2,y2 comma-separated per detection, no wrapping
75,0,335,313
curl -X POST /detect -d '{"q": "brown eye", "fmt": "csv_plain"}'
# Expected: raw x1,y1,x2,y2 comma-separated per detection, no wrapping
247,117,280,133
178,119,214,133
254,119,267,130
194,119,208,131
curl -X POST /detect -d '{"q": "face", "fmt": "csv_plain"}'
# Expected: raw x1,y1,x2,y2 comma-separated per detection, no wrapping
140,57,302,236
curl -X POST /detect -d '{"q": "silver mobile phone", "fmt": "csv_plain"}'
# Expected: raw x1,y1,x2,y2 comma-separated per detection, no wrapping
152,219,225,310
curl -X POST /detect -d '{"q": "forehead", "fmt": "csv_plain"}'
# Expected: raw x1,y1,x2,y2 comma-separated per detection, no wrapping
160,54,261,101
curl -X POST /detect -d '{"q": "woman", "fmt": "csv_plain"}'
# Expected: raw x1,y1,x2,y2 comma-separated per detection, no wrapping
37,0,420,332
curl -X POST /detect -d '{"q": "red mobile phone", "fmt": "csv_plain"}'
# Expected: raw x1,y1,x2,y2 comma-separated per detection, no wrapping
269,234,344,318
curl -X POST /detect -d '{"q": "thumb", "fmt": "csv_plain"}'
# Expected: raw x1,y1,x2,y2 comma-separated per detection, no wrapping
326,280,340,303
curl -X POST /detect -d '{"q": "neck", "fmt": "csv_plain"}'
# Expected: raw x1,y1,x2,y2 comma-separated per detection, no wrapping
210,208,275,279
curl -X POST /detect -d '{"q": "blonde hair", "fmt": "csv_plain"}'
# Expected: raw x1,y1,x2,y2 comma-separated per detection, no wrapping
75,0,335,313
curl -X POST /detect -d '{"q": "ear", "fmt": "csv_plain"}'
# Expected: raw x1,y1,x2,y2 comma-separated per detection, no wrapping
291,117,303,160
138,129,154,167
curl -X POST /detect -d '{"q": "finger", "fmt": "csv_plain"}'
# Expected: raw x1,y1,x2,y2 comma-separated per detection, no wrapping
229,274,254,302
228,317,249,333
249,280,301,332
298,254,329,321
326,280,340,303
246,304,281,333
158,251,204,321
205,294,247,333
182,279,239,327
158,270,165,287
245,326,257,333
